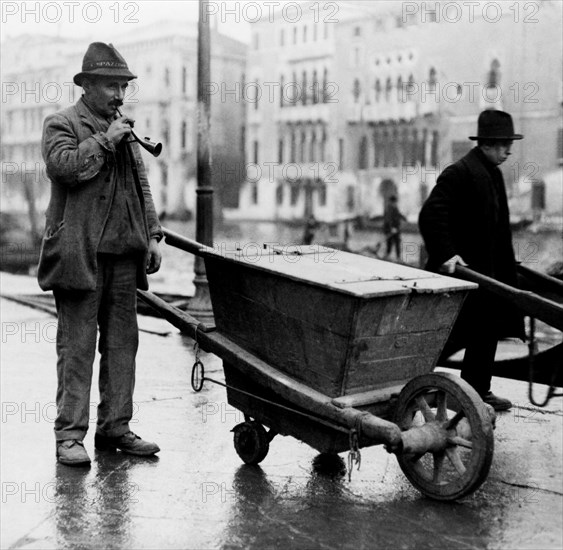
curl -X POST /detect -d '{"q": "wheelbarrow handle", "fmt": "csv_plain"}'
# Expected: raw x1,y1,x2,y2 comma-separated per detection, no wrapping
162,227,208,257
454,265,563,331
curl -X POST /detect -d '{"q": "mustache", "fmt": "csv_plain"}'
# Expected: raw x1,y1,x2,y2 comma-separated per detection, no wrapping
110,101,123,107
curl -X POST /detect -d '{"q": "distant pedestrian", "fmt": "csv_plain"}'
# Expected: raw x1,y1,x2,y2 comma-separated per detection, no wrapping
419,109,525,411
383,195,406,260
38,42,163,466
302,214,321,245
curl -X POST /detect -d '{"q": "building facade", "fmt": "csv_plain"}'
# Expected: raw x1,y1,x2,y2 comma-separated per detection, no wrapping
0,21,247,221
230,0,563,223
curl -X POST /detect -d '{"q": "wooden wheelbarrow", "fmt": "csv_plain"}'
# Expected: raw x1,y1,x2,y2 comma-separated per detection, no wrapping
139,229,495,501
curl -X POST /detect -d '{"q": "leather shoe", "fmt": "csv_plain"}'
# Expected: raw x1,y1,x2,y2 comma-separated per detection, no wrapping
95,431,160,456
56,440,91,466
483,392,512,411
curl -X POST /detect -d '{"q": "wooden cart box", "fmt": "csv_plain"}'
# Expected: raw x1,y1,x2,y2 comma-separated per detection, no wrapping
203,245,476,398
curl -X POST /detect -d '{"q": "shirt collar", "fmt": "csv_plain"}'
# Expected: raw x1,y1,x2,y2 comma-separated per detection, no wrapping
474,146,499,174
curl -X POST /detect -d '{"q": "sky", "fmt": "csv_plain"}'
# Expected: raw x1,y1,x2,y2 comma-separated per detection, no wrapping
0,0,253,44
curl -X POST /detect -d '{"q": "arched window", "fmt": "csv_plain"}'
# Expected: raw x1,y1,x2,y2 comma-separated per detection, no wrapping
181,121,187,149
407,74,415,101
431,130,439,167
391,127,400,166
379,179,398,203
320,128,326,161
383,129,390,167
276,183,284,205
359,135,368,169
375,79,381,103
373,128,380,167
428,67,437,92
302,71,308,105
409,129,418,167
280,75,285,107
278,137,284,163
322,68,328,103
397,76,403,102
488,59,501,87
419,128,428,166
385,78,392,102
310,131,317,162
312,70,319,104
319,183,327,206
401,127,410,166
353,78,361,103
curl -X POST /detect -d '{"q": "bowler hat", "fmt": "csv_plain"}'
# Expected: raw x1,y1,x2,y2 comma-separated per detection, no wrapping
73,42,136,86
469,110,523,140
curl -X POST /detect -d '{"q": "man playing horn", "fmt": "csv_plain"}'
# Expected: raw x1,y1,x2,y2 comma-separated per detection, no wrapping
38,42,163,465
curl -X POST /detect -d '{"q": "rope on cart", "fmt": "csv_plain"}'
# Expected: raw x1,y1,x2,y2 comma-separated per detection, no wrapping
526,317,563,407
347,429,361,481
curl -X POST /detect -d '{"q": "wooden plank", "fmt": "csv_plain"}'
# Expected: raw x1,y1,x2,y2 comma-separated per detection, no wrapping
353,294,410,337
206,257,356,335
343,357,432,393
206,257,358,396
341,328,452,393
395,293,465,333
211,292,347,395
350,329,452,363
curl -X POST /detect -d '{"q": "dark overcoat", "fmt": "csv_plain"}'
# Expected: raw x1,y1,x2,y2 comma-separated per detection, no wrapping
419,147,524,343
38,98,162,292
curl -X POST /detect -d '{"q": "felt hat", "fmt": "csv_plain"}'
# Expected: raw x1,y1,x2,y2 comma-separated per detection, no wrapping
74,42,136,86
469,110,523,140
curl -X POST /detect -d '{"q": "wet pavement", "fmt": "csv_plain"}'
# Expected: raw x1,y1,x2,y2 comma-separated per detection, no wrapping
1,272,562,550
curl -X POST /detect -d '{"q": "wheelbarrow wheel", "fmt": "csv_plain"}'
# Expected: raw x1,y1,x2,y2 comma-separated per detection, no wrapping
232,421,270,465
394,372,494,501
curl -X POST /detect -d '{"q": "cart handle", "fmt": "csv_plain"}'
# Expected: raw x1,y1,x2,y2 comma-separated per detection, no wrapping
162,227,208,257
454,265,563,332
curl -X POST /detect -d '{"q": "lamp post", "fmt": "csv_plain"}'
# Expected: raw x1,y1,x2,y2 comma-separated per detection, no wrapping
188,0,214,321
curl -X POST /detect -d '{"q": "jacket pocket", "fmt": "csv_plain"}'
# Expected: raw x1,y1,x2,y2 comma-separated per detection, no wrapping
38,222,67,290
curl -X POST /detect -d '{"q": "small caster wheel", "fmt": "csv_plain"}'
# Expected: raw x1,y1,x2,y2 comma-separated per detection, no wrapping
232,421,270,465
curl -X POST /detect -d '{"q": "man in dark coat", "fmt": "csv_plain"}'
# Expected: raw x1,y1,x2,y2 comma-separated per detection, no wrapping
38,43,163,465
419,110,525,411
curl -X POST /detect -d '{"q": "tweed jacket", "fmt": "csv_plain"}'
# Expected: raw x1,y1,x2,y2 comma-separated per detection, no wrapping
419,146,523,340
38,98,162,291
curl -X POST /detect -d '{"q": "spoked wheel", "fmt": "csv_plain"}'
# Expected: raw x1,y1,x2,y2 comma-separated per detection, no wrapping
394,372,494,501
232,421,270,465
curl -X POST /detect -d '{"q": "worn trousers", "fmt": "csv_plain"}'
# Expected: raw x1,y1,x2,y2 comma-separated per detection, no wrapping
460,334,498,397
53,255,139,441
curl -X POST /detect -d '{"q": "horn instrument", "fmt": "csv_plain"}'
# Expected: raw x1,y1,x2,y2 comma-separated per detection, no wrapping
116,107,162,157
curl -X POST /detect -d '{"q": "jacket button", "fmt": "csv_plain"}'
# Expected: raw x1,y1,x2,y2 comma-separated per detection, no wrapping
100,195,106,200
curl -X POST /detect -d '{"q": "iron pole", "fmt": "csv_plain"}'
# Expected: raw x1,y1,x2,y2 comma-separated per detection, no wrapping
188,0,214,320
